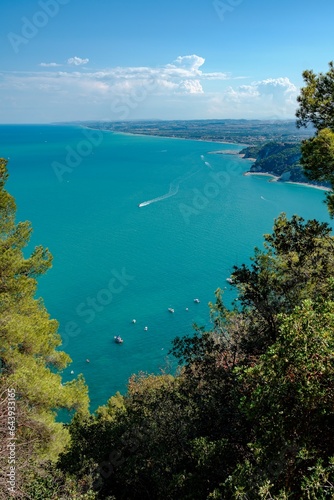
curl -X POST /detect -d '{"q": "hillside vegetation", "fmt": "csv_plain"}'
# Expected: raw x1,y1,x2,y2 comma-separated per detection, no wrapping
54,213,334,499
1,62,334,499
241,141,330,186
1,154,333,499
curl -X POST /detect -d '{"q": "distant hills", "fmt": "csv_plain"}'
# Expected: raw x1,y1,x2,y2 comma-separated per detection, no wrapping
82,119,314,145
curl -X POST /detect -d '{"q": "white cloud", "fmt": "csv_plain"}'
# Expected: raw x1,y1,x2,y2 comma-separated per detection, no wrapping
67,56,89,66
167,55,205,73
0,58,300,122
179,80,204,94
207,77,299,119
39,62,61,67
254,77,297,98
202,72,229,81
28,55,218,97
165,55,228,81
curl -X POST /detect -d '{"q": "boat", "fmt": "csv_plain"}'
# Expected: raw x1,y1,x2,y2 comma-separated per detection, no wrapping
193,298,200,303
168,308,175,313
132,319,136,323
114,335,123,344
144,326,148,331
226,277,234,284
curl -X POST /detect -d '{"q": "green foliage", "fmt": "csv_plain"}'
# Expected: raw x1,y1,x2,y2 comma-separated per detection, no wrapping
248,142,302,173
230,213,334,355
54,214,334,499
95,392,126,422
25,462,99,499
240,141,332,186
3,152,334,498
296,62,334,131
301,128,334,182
232,298,334,497
0,158,89,496
296,62,334,215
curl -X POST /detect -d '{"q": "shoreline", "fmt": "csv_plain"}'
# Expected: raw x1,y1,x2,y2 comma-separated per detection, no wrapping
208,149,251,155
85,125,331,193
243,171,280,181
286,180,331,192
84,125,248,148
114,131,246,147
244,171,331,191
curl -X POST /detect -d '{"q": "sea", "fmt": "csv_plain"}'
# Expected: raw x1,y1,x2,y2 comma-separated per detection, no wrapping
0,124,332,412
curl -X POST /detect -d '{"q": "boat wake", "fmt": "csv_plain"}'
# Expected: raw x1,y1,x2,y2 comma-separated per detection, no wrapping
138,182,179,207
138,165,202,208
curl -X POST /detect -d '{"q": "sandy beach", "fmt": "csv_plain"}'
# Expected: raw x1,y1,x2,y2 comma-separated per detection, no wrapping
243,171,280,181
285,181,331,192
244,171,331,191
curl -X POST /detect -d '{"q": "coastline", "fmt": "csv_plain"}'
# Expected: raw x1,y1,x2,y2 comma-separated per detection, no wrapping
132,133,248,148
84,125,331,193
244,171,331,191
285,181,331,192
208,149,251,155
84,125,248,148
243,171,279,181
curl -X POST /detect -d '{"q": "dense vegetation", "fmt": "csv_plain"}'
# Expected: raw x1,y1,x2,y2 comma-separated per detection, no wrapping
0,158,90,498
1,63,334,499
296,61,334,215
1,158,333,499
241,141,332,187
240,142,310,183
54,213,334,499
237,63,334,197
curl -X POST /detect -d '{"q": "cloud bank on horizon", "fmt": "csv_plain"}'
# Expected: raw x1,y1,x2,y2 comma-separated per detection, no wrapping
0,54,299,123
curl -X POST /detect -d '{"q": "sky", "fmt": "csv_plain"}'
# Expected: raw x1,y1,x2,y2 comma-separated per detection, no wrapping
1,0,334,123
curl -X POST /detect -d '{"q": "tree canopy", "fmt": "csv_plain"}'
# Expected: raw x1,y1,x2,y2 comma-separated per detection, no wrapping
2,60,334,498
56,213,334,499
296,61,334,216
0,158,89,498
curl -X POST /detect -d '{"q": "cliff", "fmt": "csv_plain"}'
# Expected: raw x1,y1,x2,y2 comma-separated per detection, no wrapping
241,141,330,186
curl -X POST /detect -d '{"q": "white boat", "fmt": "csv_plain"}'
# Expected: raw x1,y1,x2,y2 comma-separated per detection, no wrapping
114,335,123,344
144,326,148,331
226,277,234,284
194,298,200,303
132,319,136,323
168,308,175,313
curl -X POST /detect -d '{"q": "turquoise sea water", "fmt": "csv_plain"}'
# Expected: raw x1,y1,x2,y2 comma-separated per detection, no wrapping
0,124,332,411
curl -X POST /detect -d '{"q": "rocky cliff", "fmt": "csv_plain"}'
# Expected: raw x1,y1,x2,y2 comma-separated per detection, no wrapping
241,142,329,186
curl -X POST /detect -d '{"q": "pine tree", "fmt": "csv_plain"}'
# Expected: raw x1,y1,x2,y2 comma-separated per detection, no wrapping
0,158,89,497
296,62,334,215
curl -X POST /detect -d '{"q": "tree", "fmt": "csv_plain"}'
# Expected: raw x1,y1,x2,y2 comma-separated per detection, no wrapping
0,158,89,497
296,62,334,131
230,213,334,355
55,213,334,499
226,297,334,499
296,61,334,215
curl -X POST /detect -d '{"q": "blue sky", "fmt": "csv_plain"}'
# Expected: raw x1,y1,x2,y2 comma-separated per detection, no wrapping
1,0,334,123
